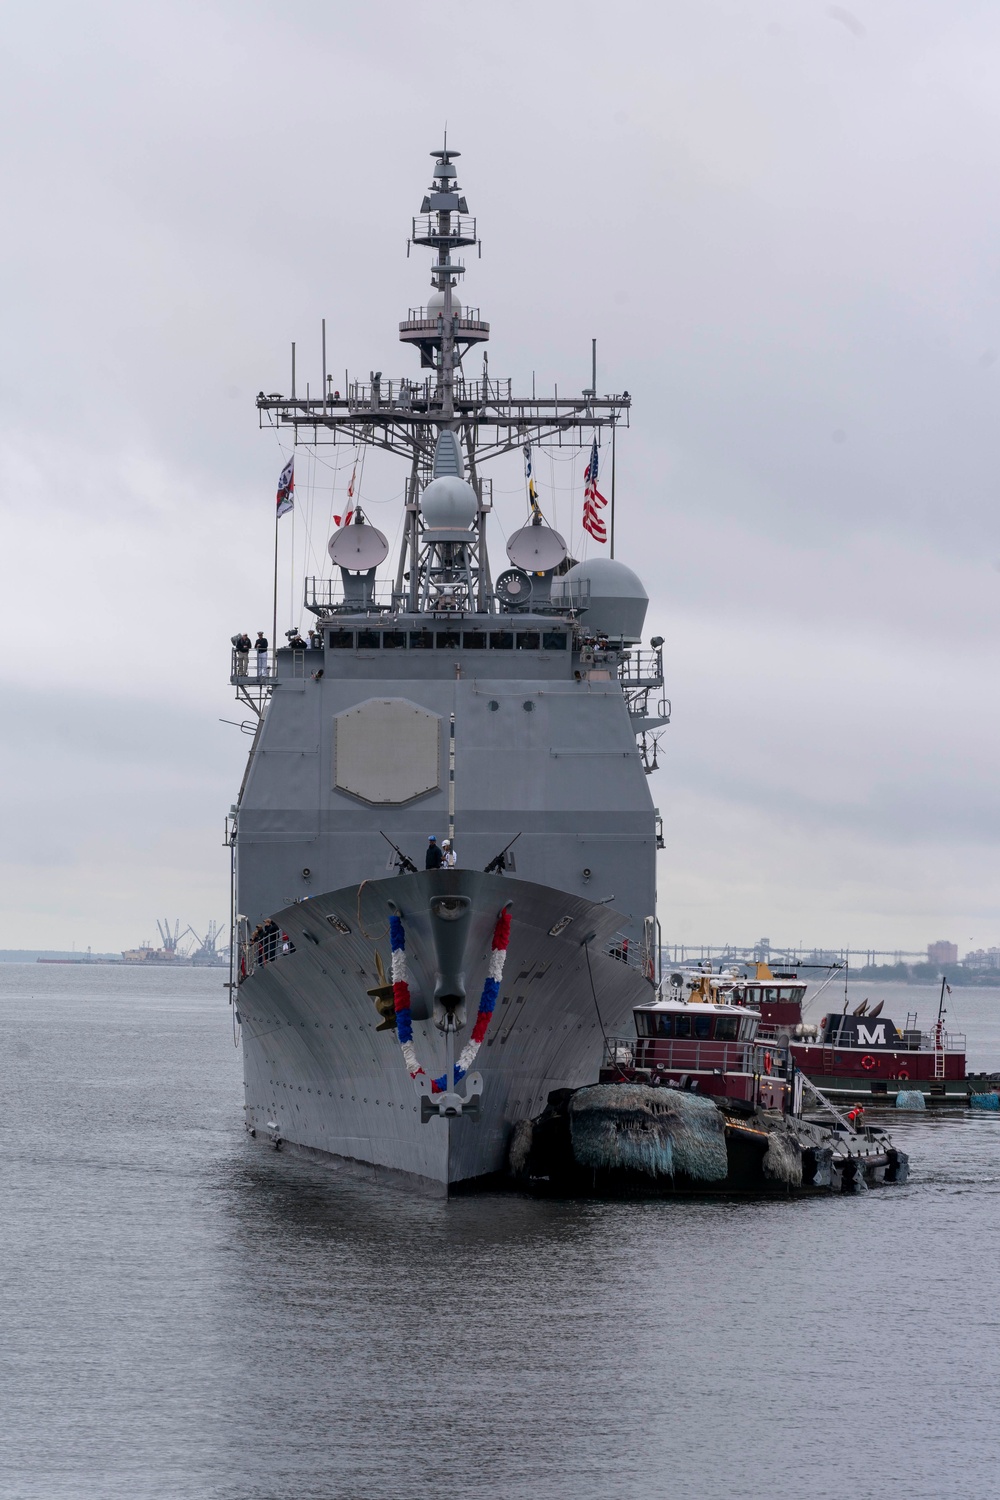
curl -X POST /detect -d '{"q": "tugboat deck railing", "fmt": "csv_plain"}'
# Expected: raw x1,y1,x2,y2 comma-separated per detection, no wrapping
604,1036,787,1077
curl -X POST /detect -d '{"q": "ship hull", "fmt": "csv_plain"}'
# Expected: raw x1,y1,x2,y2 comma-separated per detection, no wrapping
237,870,653,1194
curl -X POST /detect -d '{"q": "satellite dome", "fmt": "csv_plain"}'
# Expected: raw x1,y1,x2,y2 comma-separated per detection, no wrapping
550,557,649,641
419,475,478,530
427,288,462,319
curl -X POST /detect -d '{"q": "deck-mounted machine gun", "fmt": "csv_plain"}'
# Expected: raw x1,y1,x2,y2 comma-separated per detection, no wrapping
483,832,521,874
380,831,419,874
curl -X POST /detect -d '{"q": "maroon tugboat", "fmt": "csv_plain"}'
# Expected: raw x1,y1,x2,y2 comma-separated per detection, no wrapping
508,970,909,1196
744,965,971,1106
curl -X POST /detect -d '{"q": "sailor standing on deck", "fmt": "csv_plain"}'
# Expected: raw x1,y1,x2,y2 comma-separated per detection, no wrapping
442,839,457,868
231,633,250,676
255,632,268,678
425,836,443,870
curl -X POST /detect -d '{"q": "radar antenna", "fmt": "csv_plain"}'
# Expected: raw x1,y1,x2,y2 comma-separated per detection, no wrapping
256,144,630,618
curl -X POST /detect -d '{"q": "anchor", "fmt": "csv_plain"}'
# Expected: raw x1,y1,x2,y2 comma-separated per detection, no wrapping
386,898,510,1122
416,1014,482,1121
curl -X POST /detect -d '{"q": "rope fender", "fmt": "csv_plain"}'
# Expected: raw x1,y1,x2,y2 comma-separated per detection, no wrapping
389,907,512,1093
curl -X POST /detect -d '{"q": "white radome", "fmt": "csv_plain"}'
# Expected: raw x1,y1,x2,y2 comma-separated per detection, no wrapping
419,475,478,530
426,288,462,319
551,557,649,641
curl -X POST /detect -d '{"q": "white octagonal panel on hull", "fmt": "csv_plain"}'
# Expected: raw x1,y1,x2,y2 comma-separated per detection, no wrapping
334,698,441,804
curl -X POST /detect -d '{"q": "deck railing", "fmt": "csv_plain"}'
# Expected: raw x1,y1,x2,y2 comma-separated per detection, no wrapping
237,920,295,982
604,1036,789,1076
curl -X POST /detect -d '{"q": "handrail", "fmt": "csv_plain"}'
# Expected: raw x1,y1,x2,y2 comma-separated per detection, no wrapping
230,646,276,683
618,647,664,685
402,307,485,325
603,1035,787,1077
797,1072,857,1133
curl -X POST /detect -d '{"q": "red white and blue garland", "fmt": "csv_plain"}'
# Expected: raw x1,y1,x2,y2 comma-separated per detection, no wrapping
388,907,512,1093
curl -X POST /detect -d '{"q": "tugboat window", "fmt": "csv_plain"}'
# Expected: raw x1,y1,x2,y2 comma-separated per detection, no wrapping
657,1014,674,1037
489,631,514,650
463,632,488,649
694,1014,712,1040
409,630,434,650
674,1014,691,1038
329,630,354,648
357,630,380,650
382,631,407,649
542,631,567,651
716,1014,738,1041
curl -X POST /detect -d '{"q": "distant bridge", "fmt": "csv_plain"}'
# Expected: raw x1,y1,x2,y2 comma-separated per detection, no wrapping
660,941,928,967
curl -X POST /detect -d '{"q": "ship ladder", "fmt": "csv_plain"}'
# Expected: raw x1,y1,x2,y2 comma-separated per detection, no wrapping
934,1036,946,1081
799,1073,859,1135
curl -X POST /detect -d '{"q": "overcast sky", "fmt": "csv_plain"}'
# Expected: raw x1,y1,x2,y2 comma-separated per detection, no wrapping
2,0,998,954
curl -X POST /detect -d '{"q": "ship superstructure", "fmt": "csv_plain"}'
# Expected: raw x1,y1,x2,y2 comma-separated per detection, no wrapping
229,146,668,1192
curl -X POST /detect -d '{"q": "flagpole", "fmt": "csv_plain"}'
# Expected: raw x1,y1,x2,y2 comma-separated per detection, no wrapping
610,419,616,559
272,502,279,674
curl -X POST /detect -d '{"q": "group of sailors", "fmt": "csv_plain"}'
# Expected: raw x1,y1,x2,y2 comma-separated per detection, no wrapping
248,918,295,967
425,836,456,869
231,628,324,677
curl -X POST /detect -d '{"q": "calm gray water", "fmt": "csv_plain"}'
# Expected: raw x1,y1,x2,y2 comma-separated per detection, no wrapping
1,965,998,1500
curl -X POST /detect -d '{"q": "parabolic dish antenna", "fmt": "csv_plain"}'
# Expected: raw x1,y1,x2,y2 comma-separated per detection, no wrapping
328,523,389,570
506,524,568,573
495,569,533,607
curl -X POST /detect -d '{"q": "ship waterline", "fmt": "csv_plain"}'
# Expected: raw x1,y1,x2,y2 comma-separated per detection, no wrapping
238,871,654,1193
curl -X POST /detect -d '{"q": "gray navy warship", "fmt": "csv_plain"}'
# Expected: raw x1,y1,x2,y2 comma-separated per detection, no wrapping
228,144,669,1193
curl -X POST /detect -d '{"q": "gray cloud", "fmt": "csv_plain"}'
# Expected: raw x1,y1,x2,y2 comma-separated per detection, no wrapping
2,0,998,948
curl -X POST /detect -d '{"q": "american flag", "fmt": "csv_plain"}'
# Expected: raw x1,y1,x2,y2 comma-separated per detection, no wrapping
582,439,607,543
275,456,294,517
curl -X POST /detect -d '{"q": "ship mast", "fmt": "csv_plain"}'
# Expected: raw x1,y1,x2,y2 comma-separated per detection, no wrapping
255,143,630,614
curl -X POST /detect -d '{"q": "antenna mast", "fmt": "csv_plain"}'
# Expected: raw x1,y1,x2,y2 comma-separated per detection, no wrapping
255,145,631,615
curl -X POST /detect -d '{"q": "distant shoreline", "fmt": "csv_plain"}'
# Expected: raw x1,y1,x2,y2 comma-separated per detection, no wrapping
0,950,225,968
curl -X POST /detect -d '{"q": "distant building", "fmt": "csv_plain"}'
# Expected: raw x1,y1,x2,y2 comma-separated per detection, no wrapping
927,941,958,965
963,946,1000,970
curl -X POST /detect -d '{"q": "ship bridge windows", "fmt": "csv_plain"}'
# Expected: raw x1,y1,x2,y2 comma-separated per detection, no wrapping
637,1010,743,1041
321,626,565,652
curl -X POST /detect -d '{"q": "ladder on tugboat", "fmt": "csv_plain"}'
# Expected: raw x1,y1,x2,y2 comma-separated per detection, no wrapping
799,1071,858,1134
932,975,948,1080
934,1035,946,1079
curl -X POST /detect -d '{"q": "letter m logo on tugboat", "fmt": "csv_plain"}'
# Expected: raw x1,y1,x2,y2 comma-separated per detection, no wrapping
855,1023,887,1047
